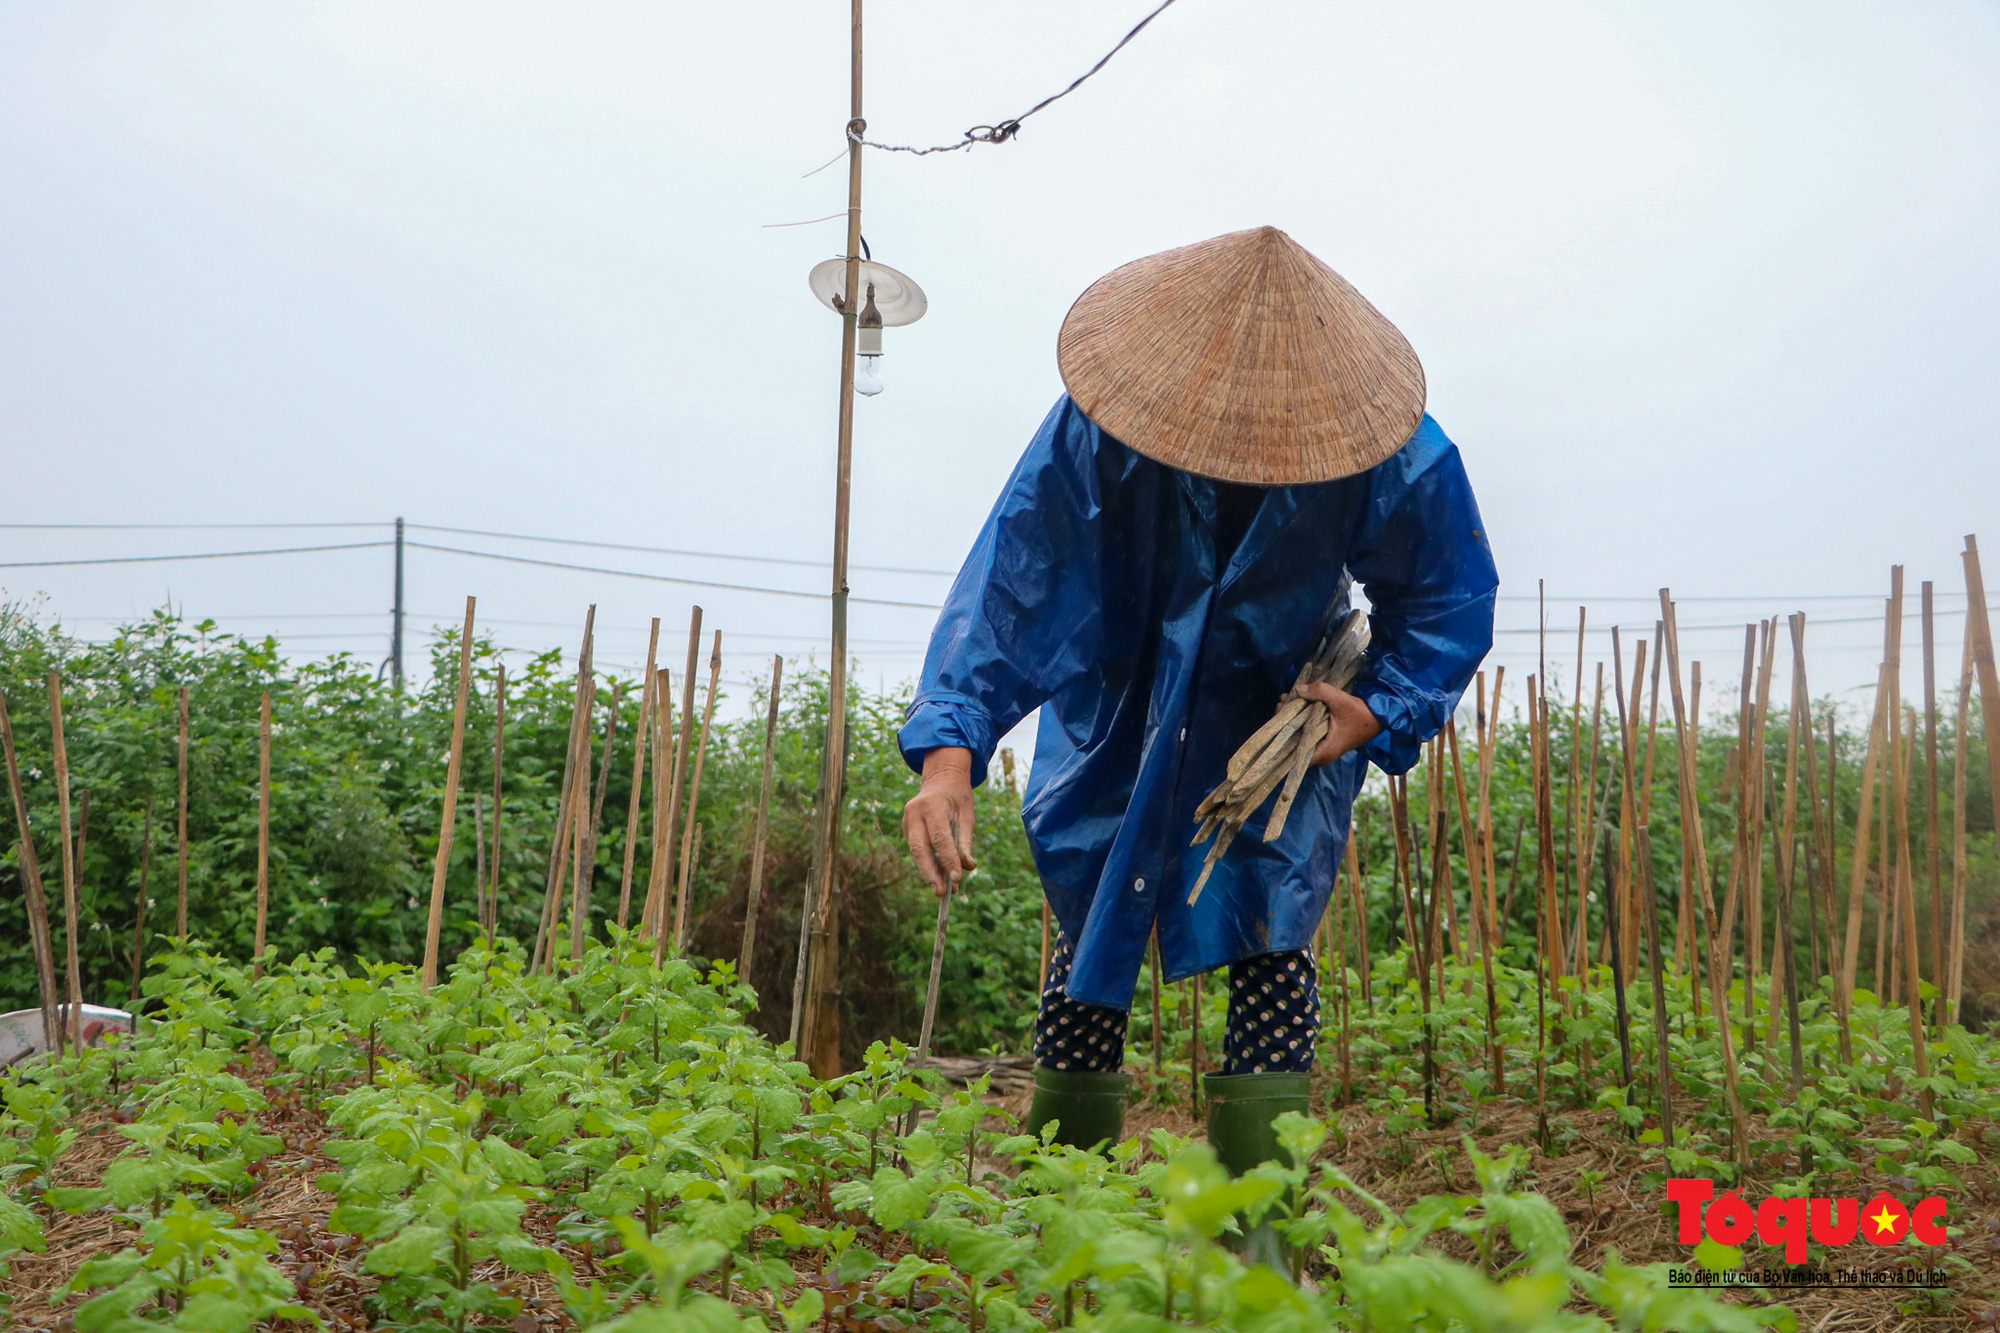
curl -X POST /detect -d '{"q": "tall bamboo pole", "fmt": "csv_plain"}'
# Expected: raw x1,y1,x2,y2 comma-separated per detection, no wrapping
1659,592,1749,1169
1446,722,1501,1092
129,796,154,1006
1946,634,1972,1024
176,687,190,937
1614,628,1673,1146
472,793,488,943
1744,619,1778,1037
1921,582,1941,1014
796,0,869,1079
1962,537,2000,970
533,612,595,970
1894,710,1932,1116
1347,825,1371,1009
253,690,271,983
1837,667,1885,1057
574,678,622,961
1564,608,1585,969
0,692,62,1054
618,620,661,931
1574,663,1604,979
674,631,723,949
740,656,785,969
1880,571,1907,1000
422,597,477,989
651,608,701,958
46,674,83,1045
489,663,505,939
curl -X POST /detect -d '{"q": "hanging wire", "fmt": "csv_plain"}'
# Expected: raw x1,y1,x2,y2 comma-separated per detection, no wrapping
849,0,1181,156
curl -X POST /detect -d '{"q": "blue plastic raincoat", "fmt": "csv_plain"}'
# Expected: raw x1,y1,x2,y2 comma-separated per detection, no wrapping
898,396,1497,1010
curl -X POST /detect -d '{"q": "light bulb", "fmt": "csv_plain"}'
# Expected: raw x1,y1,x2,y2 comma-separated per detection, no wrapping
855,354,884,396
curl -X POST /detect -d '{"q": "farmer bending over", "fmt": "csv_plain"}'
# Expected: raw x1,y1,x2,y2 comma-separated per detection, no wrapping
898,226,1496,1218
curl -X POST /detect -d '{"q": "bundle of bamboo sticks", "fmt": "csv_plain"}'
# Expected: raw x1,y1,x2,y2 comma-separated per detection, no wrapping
1188,611,1370,905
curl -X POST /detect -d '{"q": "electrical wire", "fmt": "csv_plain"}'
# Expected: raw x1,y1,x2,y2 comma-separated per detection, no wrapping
0,522,385,531
403,523,953,577
0,541,393,569
404,541,944,610
849,0,1181,155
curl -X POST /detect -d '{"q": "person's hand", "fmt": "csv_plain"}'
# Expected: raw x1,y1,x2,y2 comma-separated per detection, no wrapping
1300,683,1384,768
903,747,978,897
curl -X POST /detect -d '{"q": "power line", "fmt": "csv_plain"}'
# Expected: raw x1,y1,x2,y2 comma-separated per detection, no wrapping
0,522,385,531
0,541,393,570
405,541,945,610
849,0,1182,156
404,523,954,577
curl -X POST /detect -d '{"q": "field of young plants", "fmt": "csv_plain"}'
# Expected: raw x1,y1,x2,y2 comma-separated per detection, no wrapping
0,557,1996,1330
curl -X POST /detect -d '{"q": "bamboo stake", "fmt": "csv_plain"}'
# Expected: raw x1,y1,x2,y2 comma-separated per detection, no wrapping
1922,583,1941,1015
1962,536,2000,996
1573,663,1604,979
1688,661,1705,1025
1877,572,1907,999
1531,676,1565,982
1946,633,1972,1024
652,607,702,958
1768,620,1806,1049
1790,617,1832,993
1446,721,1502,1093
1719,625,1755,1030
1336,854,1352,1101
533,612,595,970
573,678,623,962
618,620,661,931
1659,592,1750,1170
253,690,271,983
1614,628,1673,1145
1565,608,1585,972
46,674,84,1046
472,793,488,943
568,776,589,963
1346,829,1371,1009
1892,709,1918,1008
647,665,677,942
489,663,505,940
0,692,62,1055
913,882,951,1069
176,687,190,937
1745,619,1778,1036
421,597,477,989
674,631,723,950
740,655,784,969
1894,717,1932,1117
129,795,154,1007
1838,670,1885,1060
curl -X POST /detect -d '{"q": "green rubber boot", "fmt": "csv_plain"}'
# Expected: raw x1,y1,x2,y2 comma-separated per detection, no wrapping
1204,1072,1311,1277
1025,1066,1131,1152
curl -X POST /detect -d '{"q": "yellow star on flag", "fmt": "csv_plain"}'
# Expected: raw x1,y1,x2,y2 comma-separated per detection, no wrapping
1868,1204,1900,1236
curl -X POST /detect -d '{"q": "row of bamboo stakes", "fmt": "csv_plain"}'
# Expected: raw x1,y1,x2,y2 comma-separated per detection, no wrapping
5,533,1996,1089
0,594,796,1043
1118,536,1998,1143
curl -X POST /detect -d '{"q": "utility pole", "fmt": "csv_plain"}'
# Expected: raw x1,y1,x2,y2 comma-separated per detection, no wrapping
798,0,865,1077
390,516,406,693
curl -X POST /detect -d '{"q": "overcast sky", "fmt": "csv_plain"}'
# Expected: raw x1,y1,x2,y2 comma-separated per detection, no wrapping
3,2,1996,754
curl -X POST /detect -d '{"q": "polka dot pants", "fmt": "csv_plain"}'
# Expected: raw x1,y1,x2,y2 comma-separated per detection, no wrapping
1034,932,1320,1075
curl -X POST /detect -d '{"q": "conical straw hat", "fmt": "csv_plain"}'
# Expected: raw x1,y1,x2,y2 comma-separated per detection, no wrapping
1057,227,1425,485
